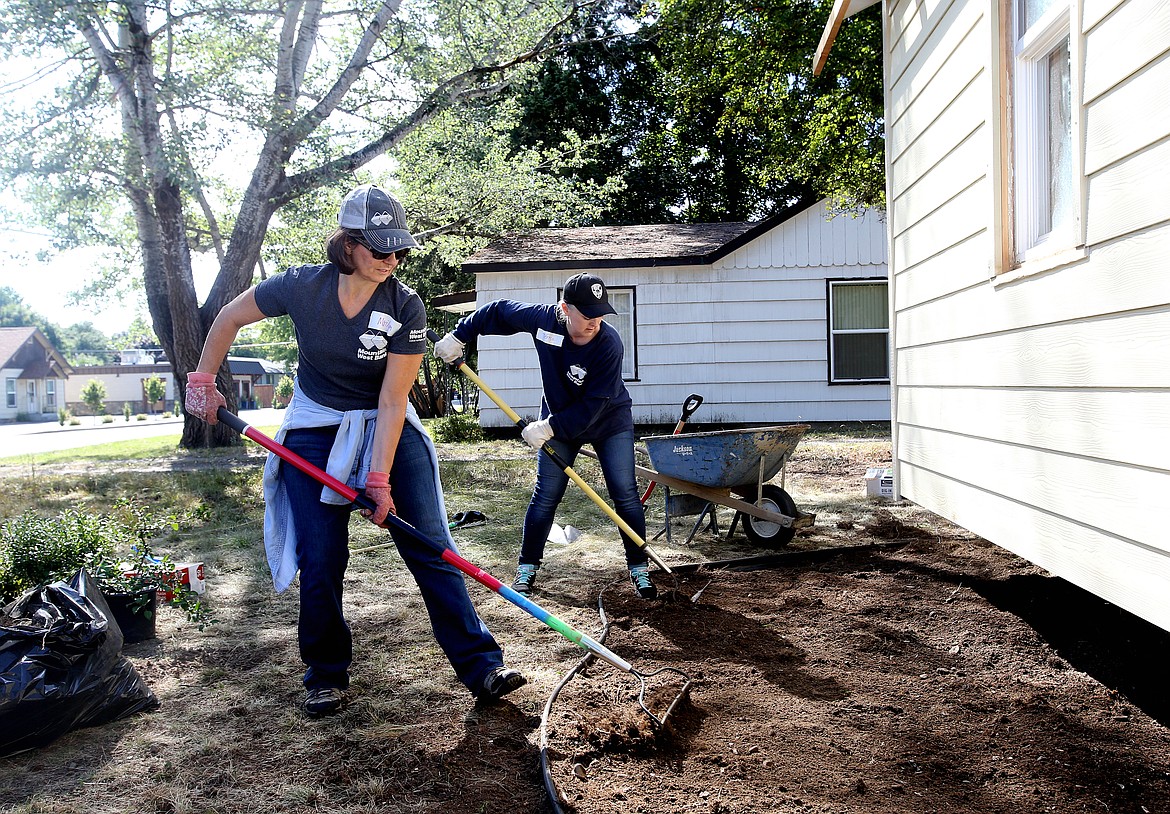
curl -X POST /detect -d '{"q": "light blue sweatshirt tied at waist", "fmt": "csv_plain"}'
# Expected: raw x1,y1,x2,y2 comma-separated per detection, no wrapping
261,381,451,592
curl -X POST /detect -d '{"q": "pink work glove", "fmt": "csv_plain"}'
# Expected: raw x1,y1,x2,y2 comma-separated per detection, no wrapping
185,372,227,424
362,471,395,525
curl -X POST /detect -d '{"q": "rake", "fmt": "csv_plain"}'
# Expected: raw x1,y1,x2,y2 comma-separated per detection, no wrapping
215,408,691,728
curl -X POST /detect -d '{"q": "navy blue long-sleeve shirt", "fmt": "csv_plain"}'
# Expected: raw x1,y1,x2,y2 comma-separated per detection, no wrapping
453,300,633,442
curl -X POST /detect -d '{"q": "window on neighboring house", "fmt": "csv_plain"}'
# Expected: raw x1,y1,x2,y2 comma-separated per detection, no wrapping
559,284,638,380
828,280,889,383
5,379,14,408
45,379,56,409
1012,0,1076,263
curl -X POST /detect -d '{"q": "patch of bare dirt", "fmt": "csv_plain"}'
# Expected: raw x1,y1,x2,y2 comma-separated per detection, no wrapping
541,538,1170,814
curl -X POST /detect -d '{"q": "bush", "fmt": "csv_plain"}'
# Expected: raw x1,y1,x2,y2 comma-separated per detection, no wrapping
101,415,114,424
123,403,133,421
136,414,148,421
430,412,484,443
69,417,81,426
0,510,122,601
0,503,212,626
57,407,69,426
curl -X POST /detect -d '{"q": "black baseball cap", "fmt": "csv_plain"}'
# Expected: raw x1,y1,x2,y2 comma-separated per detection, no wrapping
563,273,617,319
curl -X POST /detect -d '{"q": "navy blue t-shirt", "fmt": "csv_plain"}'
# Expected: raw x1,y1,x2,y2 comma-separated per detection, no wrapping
454,300,633,442
254,264,426,411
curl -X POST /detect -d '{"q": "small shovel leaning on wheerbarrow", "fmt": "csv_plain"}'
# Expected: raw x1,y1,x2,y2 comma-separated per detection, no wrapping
215,408,692,729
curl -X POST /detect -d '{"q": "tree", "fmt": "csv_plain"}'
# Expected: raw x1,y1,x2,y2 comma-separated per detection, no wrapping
0,287,61,346
274,376,295,409
654,0,885,211
143,375,166,414
58,321,109,366
80,379,106,420
0,0,609,448
510,0,884,221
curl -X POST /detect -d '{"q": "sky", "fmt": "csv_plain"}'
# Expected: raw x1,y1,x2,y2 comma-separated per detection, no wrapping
0,224,218,336
0,226,146,335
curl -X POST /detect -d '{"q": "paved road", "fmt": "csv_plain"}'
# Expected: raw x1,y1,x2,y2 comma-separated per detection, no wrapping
0,408,286,458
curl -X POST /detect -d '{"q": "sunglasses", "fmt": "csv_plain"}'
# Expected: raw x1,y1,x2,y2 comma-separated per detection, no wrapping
351,234,410,261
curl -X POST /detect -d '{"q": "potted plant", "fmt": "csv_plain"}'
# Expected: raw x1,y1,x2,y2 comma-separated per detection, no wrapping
0,503,210,644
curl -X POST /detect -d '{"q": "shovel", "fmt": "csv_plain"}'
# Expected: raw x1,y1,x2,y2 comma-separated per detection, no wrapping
214,407,691,728
428,330,673,576
640,393,703,505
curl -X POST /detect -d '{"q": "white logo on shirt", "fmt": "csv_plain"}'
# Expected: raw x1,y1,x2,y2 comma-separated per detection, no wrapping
567,364,586,386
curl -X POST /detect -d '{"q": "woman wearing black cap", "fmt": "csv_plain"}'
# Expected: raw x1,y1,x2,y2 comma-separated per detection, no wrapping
435,272,656,600
185,183,525,718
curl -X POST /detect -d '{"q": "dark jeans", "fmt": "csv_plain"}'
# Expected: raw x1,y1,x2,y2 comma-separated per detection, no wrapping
520,429,648,568
282,422,504,695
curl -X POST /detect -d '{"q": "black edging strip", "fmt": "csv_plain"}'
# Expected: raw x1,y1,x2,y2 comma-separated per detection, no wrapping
536,541,911,812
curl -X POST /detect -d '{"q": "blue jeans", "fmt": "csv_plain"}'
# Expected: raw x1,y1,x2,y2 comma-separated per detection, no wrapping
282,422,504,695
520,429,648,568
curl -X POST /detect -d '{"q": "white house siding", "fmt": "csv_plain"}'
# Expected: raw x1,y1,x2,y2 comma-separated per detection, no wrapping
886,0,1170,631
471,200,889,429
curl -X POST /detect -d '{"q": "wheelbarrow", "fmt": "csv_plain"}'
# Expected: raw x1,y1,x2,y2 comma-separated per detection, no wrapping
599,424,815,547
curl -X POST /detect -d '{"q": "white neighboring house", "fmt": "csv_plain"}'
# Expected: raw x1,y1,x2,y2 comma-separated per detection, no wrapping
0,327,72,421
65,356,287,414
458,198,889,429
816,0,1170,632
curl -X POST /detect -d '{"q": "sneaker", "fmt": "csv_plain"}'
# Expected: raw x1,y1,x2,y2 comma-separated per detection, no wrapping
481,666,527,701
303,686,345,718
512,563,539,594
629,565,658,599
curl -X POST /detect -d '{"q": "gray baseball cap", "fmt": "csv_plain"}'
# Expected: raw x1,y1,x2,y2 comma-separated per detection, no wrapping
337,184,420,253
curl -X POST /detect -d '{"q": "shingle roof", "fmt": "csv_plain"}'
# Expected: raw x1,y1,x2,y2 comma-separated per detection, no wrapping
462,222,761,272
0,327,37,369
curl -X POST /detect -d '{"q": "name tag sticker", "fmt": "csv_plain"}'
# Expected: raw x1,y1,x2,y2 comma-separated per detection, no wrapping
536,328,564,347
370,311,401,335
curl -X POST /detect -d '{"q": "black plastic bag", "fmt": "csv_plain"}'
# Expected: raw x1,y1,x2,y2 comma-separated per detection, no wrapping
0,569,159,757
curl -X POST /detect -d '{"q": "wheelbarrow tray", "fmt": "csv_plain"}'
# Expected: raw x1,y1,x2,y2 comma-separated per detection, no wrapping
642,424,810,489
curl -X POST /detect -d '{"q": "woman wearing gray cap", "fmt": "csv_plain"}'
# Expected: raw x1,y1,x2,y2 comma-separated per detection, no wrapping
435,272,656,600
184,183,525,718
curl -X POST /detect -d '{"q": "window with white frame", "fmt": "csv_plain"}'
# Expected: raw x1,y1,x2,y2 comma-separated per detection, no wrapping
5,378,14,408
1012,0,1076,262
45,379,56,409
559,284,638,380
828,280,889,383
606,288,637,380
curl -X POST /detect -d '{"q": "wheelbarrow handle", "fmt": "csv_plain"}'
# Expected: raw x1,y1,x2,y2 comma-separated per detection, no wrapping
213,407,634,673
681,393,703,423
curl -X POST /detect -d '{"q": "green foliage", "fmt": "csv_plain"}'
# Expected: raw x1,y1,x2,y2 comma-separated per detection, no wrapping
57,407,69,425
274,375,295,408
430,412,485,444
123,402,132,421
0,286,61,346
59,321,110,366
0,502,214,625
510,0,885,220
143,375,167,411
80,379,106,415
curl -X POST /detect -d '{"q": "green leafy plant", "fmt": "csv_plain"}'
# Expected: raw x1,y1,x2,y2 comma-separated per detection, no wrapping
57,407,69,426
430,412,484,443
274,375,295,408
123,402,133,421
0,502,213,627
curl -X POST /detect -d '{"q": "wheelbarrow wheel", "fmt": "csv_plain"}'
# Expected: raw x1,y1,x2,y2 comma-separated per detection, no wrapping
743,484,797,548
